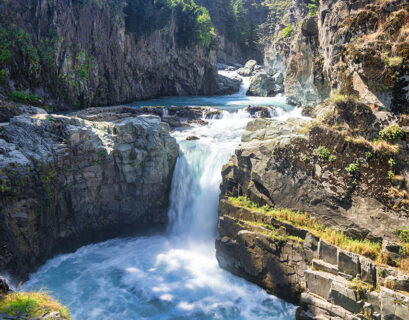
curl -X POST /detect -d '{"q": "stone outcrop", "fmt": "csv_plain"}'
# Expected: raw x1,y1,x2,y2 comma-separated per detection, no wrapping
0,0,217,110
216,199,409,320
237,60,262,77
215,73,242,95
247,71,284,97
0,109,179,279
220,111,409,242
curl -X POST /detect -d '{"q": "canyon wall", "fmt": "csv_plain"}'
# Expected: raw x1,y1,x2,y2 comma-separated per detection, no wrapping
217,1,409,318
0,108,179,279
0,0,217,110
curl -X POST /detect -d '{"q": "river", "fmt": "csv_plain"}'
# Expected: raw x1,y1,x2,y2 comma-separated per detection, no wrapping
23,76,298,320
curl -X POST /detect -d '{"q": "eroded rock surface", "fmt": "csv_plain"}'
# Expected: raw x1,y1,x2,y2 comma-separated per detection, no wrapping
0,111,179,279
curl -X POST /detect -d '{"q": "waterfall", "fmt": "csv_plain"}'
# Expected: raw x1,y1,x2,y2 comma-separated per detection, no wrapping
23,103,297,320
167,108,250,240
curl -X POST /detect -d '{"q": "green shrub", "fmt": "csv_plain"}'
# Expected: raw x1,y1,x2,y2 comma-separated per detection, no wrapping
379,124,405,141
365,151,373,159
307,0,318,16
388,158,396,169
11,91,39,105
317,146,331,159
397,228,409,243
347,163,359,175
388,170,395,181
328,155,337,163
282,25,294,39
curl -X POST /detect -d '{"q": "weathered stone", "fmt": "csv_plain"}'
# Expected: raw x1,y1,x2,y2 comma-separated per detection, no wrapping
359,256,377,286
329,281,363,314
305,269,336,300
380,287,409,320
319,240,338,265
312,259,338,275
338,250,361,278
0,111,179,278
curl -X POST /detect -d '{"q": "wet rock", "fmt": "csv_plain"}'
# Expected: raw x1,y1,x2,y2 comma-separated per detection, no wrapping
245,105,277,118
215,74,242,95
186,136,199,141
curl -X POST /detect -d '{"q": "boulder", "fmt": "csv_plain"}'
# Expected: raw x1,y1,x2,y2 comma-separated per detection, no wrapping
237,60,260,77
247,72,284,97
215,74,242,95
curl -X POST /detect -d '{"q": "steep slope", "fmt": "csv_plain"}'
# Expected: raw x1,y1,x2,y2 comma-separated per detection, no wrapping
217,1,409,319
0,0,217,110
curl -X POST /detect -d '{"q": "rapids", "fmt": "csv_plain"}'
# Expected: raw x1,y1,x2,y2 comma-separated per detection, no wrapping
23,76,298,320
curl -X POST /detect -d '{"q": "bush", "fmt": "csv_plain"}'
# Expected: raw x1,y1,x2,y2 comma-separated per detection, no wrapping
379,124,405,141
10,91,39,105
282,25,293,38
317,146,331,159
398,228,409,243
347,163,359,175
328,155,337,163
307,0,318,16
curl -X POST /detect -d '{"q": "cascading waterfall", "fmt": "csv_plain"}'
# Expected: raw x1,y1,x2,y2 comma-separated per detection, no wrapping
22,82,298,319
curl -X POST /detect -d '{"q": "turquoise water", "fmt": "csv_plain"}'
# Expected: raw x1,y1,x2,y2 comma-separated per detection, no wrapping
129,94,293,111
23,94,298,319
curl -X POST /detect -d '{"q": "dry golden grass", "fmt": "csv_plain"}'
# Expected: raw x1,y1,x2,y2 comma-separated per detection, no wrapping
229,196,382,260
0,292,70,319
373,140,400,155
400,258,409,273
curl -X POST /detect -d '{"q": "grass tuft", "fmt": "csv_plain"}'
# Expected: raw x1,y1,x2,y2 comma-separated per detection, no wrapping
229,196,382,260
0,292,70,319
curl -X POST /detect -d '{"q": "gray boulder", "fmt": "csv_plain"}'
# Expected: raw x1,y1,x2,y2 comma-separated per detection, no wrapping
247,72,284,97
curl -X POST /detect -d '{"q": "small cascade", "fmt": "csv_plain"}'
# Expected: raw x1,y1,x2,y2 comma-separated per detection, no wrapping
23,103,298,320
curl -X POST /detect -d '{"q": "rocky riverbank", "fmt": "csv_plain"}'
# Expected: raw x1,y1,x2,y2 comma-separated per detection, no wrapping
0,107,179,279
216,198,409,320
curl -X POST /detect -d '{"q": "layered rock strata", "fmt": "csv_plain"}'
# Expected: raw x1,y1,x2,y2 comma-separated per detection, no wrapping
216,199,409,320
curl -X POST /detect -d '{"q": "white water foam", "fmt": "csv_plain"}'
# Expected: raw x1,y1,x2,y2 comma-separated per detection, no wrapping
23,103,298,319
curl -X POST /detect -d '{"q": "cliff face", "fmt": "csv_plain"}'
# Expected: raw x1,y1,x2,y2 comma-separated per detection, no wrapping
217,1,409,318
0,108,179,278
216,199,409,320
263,0,409,108
0,0,217,110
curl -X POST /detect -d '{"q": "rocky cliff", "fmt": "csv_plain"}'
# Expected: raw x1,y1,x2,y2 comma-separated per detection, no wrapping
217,1,409,318
0,0,217,111
0,108,179,279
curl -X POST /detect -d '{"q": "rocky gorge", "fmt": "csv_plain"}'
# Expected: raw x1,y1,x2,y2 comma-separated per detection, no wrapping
1,0,409,319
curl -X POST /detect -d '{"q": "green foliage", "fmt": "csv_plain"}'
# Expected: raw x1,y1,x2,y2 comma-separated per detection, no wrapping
307,0,318,16
388,170,395,181
0,292,70,319
303,155,310,164
347,163,359,175
397,227,409,243
11,91,39,105
282,24,294,39
317,146,331,159
379,124,405,141
388,158,396,169
328,154,337,163
365,151,373,159
124,0,215,48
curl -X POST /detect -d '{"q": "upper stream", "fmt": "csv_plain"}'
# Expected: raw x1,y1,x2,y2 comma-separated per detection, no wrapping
23,77,298,319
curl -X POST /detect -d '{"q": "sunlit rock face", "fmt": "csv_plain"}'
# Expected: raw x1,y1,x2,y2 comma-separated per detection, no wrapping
0,110,179,279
